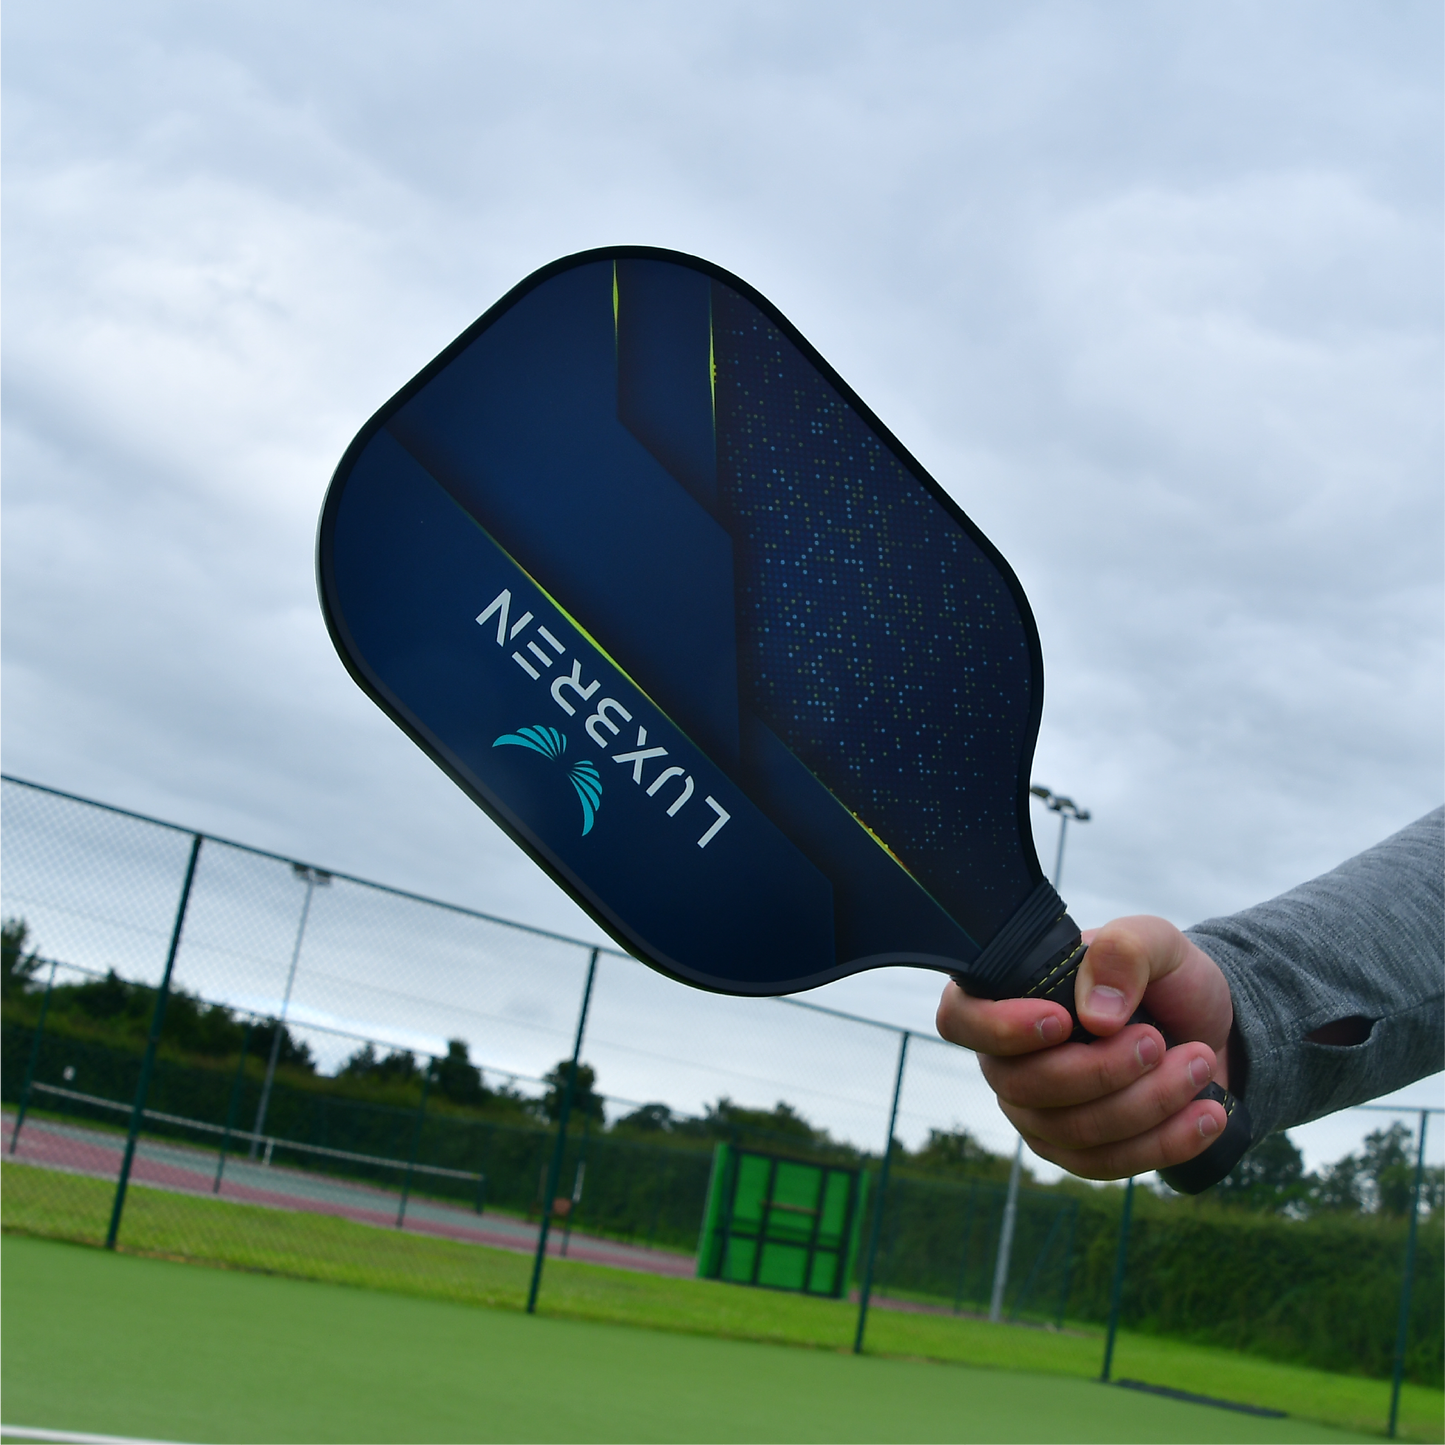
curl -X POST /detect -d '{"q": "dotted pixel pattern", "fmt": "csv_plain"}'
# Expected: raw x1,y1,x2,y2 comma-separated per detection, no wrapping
712,284,1036,939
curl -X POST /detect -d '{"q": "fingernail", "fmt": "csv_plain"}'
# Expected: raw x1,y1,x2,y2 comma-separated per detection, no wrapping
1136,1035,1160,1069
1188,1056,1213,1088
1199,1112,1220,1139
1088,985,1129,1022
1036,1015,1063,1045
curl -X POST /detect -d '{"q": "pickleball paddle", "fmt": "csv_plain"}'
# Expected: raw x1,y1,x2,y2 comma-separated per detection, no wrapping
316,247,1250,1191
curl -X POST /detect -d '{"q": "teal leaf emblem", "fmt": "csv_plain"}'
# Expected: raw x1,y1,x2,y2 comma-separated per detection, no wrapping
493,726,602,836
493,725,566,759
568,761,602,836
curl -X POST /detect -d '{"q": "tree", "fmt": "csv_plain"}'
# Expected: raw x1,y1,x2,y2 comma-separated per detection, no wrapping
613,1102,675,1135
1214,1130,1306,1213
1310,1153,1366,1214
68,970,148,1027
337,1043,415,1085
540,1060,604,1124
148,988,251,1058
699,1097,840,1153
907,1127,1012,1180
1363,1123,1417,1216
247,1017,315,1073
1,917,40,998
435,1039,485,1106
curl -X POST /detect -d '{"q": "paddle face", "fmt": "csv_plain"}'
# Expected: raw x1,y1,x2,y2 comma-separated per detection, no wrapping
318,248,1046,995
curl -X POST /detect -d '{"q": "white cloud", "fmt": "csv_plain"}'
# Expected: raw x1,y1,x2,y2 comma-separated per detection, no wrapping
4,0,1440,1163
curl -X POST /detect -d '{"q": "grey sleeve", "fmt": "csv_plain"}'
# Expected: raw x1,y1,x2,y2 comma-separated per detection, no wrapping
1184,807,1444,1141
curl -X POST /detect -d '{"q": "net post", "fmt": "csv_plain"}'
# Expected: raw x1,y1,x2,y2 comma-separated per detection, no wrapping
1100,1175,1135,1382
1387,1110,1429,1438
396,1056,435,1228
853,1029,909,1354
527,946,598,1313
560,1112,593,1258
10,957,58,1154
106,832,203,1250
213,1019,253,1192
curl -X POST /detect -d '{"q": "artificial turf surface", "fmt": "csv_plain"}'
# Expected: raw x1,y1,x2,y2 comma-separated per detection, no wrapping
0,1234,1373,1444
3,1163,1440,1441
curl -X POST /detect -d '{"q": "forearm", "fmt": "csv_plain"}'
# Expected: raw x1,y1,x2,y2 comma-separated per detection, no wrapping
1186,807,1444,1141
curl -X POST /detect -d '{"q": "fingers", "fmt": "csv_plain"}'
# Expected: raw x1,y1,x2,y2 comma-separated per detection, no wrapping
936,978,1072,1057
979,1024,1166,1108
1018,1094,1229,1182
1075,915,1192,1037
999,1040,1219,1158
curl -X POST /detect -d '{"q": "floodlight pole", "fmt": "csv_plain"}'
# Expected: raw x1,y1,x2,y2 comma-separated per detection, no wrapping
527,947,599,1314
1029,785,1091,893
250,864,328,1158
982,786,1091,1320
989,1137,1025,1322
1388,1110,1430,1438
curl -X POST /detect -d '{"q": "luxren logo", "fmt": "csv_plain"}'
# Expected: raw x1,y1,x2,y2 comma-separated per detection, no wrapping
493,726,603,836
477,589,731,849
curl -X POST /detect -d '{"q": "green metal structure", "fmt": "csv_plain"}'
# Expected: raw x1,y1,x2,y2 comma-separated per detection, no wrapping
697,1143,867,1298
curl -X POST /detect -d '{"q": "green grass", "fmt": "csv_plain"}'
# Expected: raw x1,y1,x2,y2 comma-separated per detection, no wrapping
1,1234,1371,1444
4,1162,1440,1441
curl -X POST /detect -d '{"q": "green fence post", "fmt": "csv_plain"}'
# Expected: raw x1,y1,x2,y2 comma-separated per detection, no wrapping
105,832,203,1250
853,1029,909,1354
9,957,59,1154
1388,1110,1429,1438
526,946,598,1314
213,1020,253,1193
396,1057,436,1229
1100,1176,1135,1382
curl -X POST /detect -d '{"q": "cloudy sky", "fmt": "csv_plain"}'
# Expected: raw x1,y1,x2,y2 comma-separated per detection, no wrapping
4,1,1441,1170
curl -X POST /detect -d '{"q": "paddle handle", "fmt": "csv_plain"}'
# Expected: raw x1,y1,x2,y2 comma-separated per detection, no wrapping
1008,935,1252,1193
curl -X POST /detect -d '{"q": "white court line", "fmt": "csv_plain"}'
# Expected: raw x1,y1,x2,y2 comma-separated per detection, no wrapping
1,1427,197,1445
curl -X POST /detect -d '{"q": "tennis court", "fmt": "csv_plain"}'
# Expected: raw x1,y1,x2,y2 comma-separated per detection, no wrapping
2,1107,695,1277
0,1236,1369,1444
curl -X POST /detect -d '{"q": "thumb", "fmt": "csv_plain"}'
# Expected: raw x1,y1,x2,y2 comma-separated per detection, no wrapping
1076,915,1189,1036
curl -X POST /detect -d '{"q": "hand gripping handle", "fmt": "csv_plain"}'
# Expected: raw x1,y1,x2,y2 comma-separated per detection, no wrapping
947,884,1254,1202
1021,935,1252,1193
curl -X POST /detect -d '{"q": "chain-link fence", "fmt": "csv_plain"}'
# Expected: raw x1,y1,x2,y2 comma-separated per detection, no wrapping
0,774,1063,1323
2,773,1439,1434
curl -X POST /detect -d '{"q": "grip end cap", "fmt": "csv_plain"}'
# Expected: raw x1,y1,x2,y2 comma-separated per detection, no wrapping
1157,1083,1253,1195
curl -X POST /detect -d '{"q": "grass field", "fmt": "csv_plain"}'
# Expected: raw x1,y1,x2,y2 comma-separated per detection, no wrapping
4,1162,1441,1442
0,1235,1375,1444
